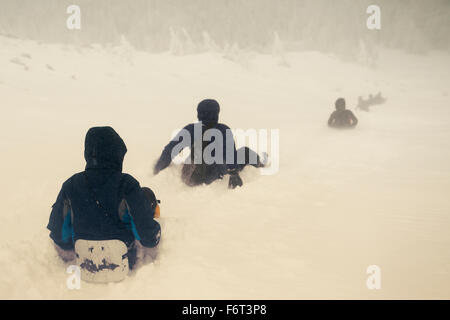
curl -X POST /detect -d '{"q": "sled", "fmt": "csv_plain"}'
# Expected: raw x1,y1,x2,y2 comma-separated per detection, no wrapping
74,239,129,283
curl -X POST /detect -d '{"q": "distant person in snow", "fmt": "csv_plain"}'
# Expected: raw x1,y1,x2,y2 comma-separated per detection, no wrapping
328,98,358,128
153,99,266,189
356,92,387,112
356,96,370,112
47,127,161,269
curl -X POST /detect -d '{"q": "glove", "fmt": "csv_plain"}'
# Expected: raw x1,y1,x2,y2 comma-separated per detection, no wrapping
153,163,162,175
228,173,243,189
142,187,160,218
140,223,161,248
154,203,160,218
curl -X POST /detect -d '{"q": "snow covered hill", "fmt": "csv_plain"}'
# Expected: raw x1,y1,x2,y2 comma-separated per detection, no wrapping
0,35,449,299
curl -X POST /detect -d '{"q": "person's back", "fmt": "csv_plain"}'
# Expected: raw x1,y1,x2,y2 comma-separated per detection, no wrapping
47,127,161,266
328,98,358,128
154,99,265,188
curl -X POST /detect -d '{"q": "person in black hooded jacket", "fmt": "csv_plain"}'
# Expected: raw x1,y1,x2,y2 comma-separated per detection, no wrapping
47,127,161,267
328,98,358,128
153,99,266,189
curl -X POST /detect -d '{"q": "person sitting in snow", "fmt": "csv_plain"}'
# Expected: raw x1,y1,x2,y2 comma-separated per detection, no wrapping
356,92,387,112
153,99,266,189
47,126,161,269
328,98,358,128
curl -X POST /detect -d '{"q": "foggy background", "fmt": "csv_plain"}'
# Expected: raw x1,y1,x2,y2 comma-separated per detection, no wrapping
1,0,449,57
0,0,449,299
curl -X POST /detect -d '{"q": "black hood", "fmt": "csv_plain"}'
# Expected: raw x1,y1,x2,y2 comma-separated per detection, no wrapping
335,98,346,111
197,99,220,127
84,127,127,172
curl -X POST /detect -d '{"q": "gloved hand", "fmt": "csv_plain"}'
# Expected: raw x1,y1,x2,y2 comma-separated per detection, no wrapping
140,222,161,248
142,187,160,218
153,160,164,175
154,203,160,218
228,173,243,189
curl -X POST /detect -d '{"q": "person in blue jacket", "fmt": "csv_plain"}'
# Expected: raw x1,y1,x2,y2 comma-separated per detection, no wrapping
153,99,265,189
47,126,161,268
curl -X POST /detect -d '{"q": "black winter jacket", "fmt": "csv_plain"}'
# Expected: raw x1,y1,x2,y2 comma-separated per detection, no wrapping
47,127,161,250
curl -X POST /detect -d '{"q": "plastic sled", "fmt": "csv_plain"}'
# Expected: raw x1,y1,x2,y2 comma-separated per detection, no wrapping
75,239,129,283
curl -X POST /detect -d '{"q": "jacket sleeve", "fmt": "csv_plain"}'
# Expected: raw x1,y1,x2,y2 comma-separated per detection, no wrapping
349,111,358,126
220,124,239,173
123,176,161,248
154,124,194,174
328,111,336,127
47,183,74,250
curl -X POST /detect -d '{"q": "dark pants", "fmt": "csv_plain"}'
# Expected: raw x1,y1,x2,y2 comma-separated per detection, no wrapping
181,147,263,186
126,241,137,270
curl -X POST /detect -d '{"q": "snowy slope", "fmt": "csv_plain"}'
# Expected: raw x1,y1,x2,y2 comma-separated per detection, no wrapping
0,36,449,299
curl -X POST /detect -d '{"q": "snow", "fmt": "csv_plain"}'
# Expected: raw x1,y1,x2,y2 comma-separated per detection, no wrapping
0,35,449,299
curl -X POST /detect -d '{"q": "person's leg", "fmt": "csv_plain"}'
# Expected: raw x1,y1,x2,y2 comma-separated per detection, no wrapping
236,147,266,170
143,246,158,262
182,163,203,186
53,243,76,263
133,241,159,265
182,163,222,186
127,241,138,270
203,165,224,185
